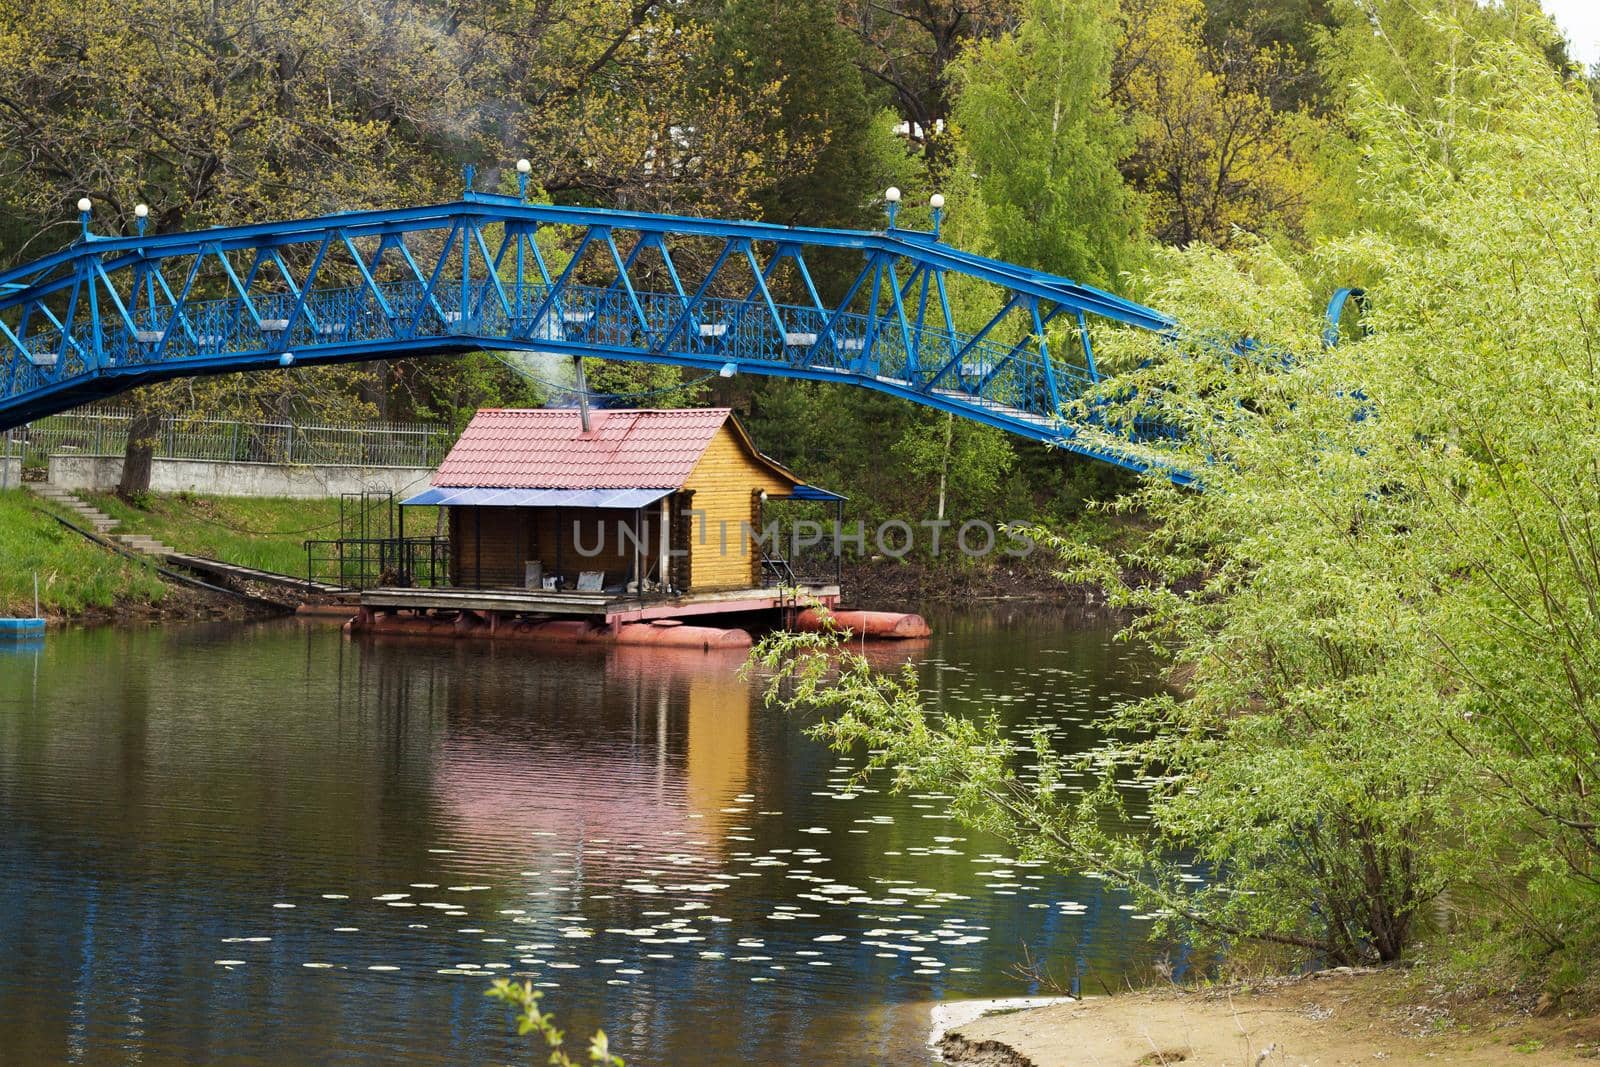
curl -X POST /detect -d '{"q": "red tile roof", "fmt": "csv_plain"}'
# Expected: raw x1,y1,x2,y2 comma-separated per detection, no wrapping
433,408,779,489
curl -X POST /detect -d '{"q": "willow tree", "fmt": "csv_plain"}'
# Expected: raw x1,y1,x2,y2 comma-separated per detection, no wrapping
1077,31,1600,969
756,30,1600,976
1303,0,1576,238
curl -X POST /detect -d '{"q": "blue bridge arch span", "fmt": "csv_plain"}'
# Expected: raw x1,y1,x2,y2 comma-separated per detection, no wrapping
0,190,1188,475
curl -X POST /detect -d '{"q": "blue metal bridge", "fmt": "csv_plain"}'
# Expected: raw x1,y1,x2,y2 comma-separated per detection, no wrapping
0,182,1189,475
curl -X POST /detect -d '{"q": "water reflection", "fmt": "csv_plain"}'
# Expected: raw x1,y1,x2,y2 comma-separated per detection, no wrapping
427,645,756,850
0,610,1165,1064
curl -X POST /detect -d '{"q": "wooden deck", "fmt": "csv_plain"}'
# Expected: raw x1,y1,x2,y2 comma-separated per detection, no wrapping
360,584,839,626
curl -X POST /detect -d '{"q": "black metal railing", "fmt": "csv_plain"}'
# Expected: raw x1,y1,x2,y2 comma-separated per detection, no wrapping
761,552,842,588
304,537,450,591
757,496,846,589
760,554,798,587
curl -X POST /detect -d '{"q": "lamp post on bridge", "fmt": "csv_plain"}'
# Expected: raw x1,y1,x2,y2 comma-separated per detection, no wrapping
884,187,947,235
884,186,901,229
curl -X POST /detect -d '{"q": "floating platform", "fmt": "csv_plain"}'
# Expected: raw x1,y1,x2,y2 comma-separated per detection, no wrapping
348,584,839,650
794,607,931,639
354,584,840,629
0,618,46,639
344,584,929,648
350,612,754,650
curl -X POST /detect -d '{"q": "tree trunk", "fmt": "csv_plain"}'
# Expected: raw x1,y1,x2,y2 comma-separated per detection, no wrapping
118,405,161,499
936,412,953,523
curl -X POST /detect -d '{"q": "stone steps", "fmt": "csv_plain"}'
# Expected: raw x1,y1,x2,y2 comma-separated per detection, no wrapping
31,482,235,568
126,541,175,555
114,534,177,555
34,481,180,557
27,483,125,537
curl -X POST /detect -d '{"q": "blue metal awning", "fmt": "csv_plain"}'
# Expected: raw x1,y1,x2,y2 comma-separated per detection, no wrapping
401,486,674,509
777,484,848,502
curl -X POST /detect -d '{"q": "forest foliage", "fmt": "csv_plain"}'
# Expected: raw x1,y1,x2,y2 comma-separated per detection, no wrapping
8,0,1587,525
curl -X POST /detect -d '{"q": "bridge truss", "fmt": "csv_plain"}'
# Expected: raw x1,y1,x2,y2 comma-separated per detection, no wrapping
0,189,1185,475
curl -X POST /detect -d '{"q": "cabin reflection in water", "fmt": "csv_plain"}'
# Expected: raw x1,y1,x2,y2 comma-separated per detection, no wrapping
352,639,756,849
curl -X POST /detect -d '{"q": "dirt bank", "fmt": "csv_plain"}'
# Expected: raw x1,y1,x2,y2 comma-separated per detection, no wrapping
842,556,1104,610
941,968,1600,1065
63,580,283,626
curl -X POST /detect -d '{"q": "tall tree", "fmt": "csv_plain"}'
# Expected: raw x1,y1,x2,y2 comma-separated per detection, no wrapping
1116,0,1321,247
471,0,804,220
948,0,1140,286
891,410,1016,523
709,0,897,230
0,0,469,495
0,0,469,242
1201,0,1334,95
847,0,1019,170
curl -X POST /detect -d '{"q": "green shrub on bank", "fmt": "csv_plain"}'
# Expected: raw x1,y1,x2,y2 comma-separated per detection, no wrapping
0,490,166,616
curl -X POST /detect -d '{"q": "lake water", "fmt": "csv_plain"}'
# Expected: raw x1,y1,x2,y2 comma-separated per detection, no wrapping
0,608,1166,1064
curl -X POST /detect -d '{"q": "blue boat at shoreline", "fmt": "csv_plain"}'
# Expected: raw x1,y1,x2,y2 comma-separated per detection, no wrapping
0,617,45,639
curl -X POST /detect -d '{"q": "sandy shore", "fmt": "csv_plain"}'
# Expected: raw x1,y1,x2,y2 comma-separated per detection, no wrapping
940,968,1600,1065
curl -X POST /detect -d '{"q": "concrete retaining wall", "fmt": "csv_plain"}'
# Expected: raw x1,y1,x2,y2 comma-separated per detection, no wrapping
46,454,434,500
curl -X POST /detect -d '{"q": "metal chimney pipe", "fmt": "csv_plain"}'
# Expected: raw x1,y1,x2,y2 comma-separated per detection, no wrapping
573,356,590,433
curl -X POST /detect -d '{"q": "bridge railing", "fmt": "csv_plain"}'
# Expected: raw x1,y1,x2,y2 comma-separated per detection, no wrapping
12,274,1099,428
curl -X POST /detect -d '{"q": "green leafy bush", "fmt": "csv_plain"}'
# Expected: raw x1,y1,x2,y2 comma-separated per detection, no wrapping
486,979,623,1066
753,31,1600,981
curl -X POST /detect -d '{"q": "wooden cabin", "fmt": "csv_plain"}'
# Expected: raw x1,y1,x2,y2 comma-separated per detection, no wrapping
401,407,841,595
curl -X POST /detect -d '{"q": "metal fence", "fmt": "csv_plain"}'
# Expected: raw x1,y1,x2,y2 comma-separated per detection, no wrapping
13,408,452,468
305,537,451,591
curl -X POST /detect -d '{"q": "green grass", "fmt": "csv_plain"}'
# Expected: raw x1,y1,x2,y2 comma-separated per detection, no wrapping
0,489,167,617
84,492,440,578
87,492,341,576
